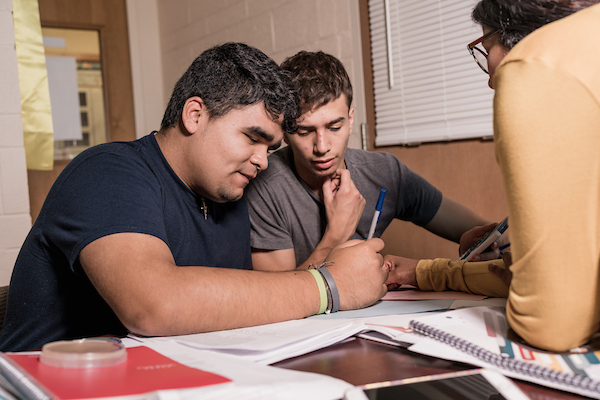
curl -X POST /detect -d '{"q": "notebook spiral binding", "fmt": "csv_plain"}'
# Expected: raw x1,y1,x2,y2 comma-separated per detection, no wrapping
409,320,600,394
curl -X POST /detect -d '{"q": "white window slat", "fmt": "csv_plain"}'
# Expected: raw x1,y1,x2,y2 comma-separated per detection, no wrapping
369,0,492,146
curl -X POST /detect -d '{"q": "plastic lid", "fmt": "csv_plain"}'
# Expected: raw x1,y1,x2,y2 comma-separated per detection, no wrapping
40,338,127,368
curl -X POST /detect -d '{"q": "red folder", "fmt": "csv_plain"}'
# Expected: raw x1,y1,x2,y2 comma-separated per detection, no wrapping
6,346,231,399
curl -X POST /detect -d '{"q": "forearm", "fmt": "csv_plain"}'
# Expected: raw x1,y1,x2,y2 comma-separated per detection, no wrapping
81,234,319,336
425,195,490,243
298,233,344,269
83,233,388,338
122,266,320,336
415,259,508,297
251,239,342,271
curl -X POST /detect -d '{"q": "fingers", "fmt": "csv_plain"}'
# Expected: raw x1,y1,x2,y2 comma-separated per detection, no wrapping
322,176,335,204
365,237,385,253
333,238,385,254
472,246,500,262
502,251,513,268
334,239,363,250
380,284,388,297
488,258,513,287
477,222,500,235
331,170,357,196
382,257,395,272
460,222,500,255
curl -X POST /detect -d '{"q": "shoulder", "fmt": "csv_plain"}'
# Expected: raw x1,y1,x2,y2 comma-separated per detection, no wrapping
70,136,151,168
345,149,403,175
52,137,162,199
346,148,398,165
499,4,600,78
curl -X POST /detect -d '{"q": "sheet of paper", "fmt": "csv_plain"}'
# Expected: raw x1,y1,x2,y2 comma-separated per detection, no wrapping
355,311,446,346
382,290,486,301
135,319,365,365
450,297,506,309
129,340,353,400
309,299,453,320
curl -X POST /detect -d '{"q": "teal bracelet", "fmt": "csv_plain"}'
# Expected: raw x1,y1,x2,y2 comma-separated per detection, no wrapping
307,269,327,314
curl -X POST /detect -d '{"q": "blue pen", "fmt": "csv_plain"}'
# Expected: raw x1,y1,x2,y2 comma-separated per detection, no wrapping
499,242,511,255
367,188,386,239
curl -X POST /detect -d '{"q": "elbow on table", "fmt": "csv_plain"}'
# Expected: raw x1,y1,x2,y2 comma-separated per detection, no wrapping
507,308,596,353
115,300,193,338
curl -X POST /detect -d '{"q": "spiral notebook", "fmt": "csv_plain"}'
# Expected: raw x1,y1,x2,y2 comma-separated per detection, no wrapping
408,307,600,399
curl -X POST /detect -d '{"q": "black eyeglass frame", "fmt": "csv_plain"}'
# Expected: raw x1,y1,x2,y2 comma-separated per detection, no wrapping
467,29,501,74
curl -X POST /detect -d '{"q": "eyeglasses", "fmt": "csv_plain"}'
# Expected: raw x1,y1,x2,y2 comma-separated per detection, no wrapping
467,30,500,74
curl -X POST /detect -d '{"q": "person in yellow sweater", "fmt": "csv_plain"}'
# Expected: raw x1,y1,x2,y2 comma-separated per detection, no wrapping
391,0,600,352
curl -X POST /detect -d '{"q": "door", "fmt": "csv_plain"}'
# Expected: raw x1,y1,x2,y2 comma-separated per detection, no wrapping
27,0,136,222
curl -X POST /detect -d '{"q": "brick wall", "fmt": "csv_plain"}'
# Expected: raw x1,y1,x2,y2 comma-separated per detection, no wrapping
0,0,32,286
156,0,366,148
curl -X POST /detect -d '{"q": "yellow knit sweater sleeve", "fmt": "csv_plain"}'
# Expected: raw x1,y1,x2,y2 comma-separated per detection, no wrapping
416,258,508,298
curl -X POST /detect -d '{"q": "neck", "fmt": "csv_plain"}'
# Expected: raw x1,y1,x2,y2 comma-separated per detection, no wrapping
155,128,200,196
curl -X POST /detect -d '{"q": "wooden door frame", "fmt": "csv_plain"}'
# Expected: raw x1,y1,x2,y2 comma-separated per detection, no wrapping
28,0,136,223
38,0,136,143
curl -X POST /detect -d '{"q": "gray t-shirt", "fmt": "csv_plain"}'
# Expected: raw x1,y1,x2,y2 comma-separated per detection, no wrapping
244,147,443,266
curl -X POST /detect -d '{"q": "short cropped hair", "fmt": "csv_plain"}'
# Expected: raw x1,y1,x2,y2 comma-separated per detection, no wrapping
280,51,352,115
472,0,600,49
160,42,299,133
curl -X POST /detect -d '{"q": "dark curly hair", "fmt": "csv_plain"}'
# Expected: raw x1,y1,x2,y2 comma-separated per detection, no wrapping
280,51,352,115
472,0,599,49
160,42,300,133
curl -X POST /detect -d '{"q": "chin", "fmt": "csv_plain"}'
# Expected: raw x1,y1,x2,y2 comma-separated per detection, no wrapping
218,190,244,203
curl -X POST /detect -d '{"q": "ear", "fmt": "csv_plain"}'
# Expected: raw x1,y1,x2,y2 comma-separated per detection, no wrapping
348,107,355,130
181,96,205,134
283,133,290,145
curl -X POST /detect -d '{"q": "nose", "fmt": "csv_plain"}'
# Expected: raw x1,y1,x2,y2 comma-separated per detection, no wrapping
314,130,330,155
250,149,268,172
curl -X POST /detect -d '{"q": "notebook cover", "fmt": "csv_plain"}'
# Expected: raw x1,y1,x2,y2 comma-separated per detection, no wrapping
6,346,231,399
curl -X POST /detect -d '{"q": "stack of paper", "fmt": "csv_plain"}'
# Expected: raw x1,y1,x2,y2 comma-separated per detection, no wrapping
134,298,499,365
136,319,366,365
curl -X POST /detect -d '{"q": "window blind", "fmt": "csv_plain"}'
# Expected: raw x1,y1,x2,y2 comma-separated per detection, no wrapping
368,0,494,146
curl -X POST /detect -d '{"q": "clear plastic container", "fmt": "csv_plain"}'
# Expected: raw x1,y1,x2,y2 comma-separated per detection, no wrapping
40,338,127,368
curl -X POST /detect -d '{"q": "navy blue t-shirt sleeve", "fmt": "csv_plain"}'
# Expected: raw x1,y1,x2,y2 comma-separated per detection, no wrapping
42,148,168,272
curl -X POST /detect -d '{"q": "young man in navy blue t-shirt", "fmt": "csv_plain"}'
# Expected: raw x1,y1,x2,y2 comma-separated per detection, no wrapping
0,43,389,351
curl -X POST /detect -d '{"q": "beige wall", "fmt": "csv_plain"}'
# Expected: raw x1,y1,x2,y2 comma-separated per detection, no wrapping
155,0,367,148
0,0,33,285
127,0,165,138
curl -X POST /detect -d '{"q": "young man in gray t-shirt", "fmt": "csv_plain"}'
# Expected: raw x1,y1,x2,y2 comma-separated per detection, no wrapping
244,51,496,281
